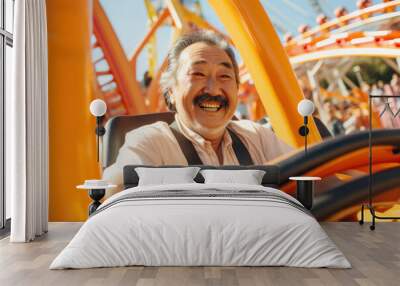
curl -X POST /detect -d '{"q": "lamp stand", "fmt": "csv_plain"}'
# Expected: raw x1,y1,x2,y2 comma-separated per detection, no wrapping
359,94,400,230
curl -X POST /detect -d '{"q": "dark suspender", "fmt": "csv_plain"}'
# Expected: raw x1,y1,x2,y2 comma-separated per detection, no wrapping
169,122,203,165
227,128,253,165
169,121,254,165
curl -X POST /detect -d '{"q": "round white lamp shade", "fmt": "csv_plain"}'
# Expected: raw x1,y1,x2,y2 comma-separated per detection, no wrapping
90,99,107,117
297,99,315,117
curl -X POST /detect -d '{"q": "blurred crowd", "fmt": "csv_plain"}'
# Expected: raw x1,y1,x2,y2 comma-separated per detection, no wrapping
225,72,400,137
320,74,400,136
322,99,367,136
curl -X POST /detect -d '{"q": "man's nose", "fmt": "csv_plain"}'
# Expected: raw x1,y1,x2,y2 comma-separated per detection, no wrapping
204,77,221,96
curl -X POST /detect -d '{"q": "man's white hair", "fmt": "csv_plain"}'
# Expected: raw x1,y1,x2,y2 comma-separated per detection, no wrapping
159,30,239,111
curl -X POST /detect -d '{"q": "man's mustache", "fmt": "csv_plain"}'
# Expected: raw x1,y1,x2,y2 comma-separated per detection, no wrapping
193,93,229,107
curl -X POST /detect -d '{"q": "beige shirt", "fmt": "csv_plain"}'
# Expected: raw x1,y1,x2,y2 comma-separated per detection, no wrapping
102,116,293,196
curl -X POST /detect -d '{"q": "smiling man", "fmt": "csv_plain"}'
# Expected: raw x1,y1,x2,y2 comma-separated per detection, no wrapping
102,30,293,194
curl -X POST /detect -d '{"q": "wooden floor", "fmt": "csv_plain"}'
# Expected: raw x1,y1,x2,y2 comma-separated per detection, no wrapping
0,222,399,286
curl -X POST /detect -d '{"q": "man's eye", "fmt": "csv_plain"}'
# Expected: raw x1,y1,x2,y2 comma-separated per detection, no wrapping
220,74,232,79
191,72,205,76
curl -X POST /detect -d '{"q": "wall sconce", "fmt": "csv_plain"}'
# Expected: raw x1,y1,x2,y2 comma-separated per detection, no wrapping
297,99,315,156
89,99,107,162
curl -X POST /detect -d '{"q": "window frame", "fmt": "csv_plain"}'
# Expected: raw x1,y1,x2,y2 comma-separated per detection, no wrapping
0,0,13,233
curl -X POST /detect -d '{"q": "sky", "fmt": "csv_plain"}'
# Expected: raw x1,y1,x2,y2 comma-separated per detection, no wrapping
99,0,383,80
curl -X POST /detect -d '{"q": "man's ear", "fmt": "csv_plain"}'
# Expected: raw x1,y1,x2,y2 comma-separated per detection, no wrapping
166,89,177,112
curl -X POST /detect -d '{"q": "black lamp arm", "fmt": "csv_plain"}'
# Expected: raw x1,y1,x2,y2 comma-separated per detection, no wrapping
95,116,106,136
298,116,309,156
95,116,106,162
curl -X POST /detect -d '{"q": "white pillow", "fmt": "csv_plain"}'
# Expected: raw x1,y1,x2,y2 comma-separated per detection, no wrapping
200,169,266,185
135,167,201,186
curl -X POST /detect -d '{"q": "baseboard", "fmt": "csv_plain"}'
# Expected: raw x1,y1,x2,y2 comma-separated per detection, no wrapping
0,218,11,239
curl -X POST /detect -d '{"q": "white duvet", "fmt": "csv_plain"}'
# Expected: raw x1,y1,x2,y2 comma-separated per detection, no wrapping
50,183,351,269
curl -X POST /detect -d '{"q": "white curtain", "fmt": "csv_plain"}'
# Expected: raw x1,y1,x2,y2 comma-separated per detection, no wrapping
8,0,49,242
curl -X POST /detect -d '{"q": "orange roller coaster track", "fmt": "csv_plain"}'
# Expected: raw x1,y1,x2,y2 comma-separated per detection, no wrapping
287,30,400,64
287,31,400,56
92,0,148,117
289,0,400,43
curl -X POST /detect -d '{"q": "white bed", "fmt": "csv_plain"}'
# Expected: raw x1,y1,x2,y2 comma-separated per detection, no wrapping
50,183,351,269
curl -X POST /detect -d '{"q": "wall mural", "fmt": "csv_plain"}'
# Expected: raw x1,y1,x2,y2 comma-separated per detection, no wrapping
47,0,400,222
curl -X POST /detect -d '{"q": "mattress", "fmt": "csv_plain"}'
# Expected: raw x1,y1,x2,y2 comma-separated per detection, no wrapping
50,183,351,269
